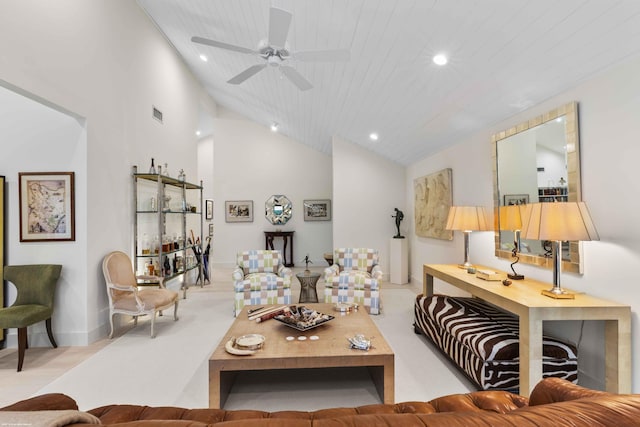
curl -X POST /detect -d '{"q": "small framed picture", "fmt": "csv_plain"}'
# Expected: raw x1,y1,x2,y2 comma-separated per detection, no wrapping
205,199,214,220
303,199,331,221
225,200,253,222
19,172,75,242
208,223,214,237
504,194,529,206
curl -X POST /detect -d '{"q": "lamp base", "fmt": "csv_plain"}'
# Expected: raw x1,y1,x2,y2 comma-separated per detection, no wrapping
541,289,575,299
457,263,473,269
507,273,524,280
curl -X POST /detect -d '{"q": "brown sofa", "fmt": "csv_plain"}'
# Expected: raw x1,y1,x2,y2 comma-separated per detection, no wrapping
1,378,639,426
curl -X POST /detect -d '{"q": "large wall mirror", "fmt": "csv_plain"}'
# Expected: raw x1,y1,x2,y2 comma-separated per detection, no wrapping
492,102,583,274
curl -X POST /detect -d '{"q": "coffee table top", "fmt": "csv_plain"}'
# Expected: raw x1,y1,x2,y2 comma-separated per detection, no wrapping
210,304,393,365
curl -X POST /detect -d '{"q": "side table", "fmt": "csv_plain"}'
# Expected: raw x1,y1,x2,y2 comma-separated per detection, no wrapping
296,272,320,303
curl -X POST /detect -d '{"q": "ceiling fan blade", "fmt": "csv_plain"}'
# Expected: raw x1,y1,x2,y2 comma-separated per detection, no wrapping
191,36,256,55
227,64,268,84
280,66,313,91
268,7,292,48
292,49,351,62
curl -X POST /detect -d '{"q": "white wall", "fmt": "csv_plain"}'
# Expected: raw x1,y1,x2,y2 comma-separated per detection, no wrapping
0,0,216,345
0,84,87,347
332,136,406,276
407,54,640,392
210,109,332,267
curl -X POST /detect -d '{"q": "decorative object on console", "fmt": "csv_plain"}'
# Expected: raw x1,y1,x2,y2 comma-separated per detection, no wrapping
414,168,453,240
18,172,75,242
520,202,599,299
265,194,292,225
446,206,491,269
392,207,405,238
303,199,331,221
499,204,526,280
225,200,253,222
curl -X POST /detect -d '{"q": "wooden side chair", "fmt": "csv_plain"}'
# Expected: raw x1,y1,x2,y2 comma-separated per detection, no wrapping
0,264,62,371
102,251,178,338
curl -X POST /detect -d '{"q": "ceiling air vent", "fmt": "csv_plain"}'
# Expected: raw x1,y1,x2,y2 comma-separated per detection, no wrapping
152,106,163,123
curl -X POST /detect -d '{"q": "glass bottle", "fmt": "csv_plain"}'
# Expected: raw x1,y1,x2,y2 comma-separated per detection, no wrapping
141,233,150,255
163,256,171,276
149,158,156,174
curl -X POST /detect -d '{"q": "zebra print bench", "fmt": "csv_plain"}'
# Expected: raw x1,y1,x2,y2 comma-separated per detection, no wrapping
414,293,578,391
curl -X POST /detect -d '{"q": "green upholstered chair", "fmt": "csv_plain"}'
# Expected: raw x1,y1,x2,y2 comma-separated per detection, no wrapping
0,264,62,372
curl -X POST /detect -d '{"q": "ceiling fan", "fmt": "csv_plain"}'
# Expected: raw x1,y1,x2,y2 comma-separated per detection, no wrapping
191,7,350,91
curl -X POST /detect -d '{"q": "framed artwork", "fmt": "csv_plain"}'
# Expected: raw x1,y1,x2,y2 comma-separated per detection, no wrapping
208,223,214,237
225,200,253,223
19,172,75,242
414,168,453,240
205,199,214,220
303,199,331,221
504,194,529,205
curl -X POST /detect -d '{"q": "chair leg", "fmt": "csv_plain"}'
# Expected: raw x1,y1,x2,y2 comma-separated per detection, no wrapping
45,318,58,348
173,300,179,321
17,327,27,372
150,312,156,338
109,313,115,339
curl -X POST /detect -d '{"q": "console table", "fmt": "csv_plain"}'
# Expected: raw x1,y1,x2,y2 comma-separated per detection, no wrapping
423,264,631,397
264,231,294,267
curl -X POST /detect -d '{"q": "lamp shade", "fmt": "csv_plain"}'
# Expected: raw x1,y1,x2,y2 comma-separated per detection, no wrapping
446,206,492,232
498,204,525,231
521,202,599,242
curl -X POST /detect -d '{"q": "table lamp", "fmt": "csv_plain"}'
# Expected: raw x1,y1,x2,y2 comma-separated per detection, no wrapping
520,202,599,299
499,204,526,280
446,206,492,269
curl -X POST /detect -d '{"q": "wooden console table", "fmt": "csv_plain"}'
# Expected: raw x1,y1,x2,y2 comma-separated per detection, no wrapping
264,231,294,267
423,264,631,397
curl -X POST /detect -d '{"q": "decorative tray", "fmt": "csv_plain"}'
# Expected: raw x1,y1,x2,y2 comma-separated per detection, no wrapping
274,306,335,332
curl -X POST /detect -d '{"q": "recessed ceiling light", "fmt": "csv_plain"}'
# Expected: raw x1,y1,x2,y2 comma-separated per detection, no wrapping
195,130,201,136
433,54,448,66
369,132,379,141
270,122,279,132
199,54,208,62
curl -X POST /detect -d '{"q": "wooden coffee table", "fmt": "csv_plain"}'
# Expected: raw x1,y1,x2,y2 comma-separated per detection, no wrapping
209,303,394,408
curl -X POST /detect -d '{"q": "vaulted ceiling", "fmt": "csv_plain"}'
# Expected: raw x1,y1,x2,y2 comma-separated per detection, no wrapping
137,0,640,165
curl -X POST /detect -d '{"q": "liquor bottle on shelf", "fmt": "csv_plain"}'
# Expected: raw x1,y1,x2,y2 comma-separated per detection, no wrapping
163,256,171,276
141,233,150,255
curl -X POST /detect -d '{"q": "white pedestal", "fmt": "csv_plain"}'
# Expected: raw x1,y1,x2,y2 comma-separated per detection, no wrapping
389,238,408,284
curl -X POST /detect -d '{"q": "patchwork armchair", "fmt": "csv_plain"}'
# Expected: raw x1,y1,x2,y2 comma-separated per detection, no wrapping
0,264,62,371
323,248,382,314
232,250,292,317
102,251,179,338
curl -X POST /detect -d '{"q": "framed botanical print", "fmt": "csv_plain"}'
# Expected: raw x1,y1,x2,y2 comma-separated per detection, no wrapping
19,172,75,241
205,199,214,220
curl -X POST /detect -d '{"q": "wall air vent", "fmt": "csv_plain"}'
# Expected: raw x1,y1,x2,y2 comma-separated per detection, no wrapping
152,106,163,123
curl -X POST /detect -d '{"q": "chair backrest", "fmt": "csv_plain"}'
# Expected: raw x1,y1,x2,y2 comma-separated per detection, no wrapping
102,251,137,300
236,250,281,275
4,264,62,308
333,248,378,273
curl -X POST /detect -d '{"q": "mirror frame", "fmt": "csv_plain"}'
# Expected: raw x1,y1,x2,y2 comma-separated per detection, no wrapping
265,194,292,225
492,101,582,274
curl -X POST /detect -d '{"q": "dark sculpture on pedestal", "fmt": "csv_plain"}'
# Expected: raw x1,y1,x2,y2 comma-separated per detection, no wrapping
392,208,405,239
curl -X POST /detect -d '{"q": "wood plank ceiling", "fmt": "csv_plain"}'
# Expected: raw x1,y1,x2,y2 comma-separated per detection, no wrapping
137,0,640,165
